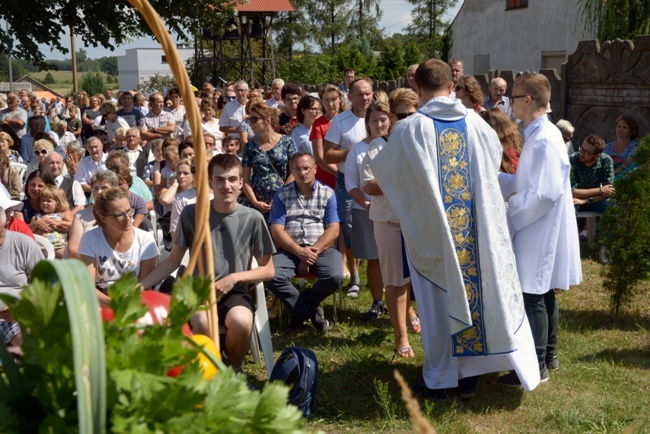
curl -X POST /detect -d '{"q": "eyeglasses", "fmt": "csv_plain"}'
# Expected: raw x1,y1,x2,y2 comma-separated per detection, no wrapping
34,149,48,156
508,95,530,104
395,112,415,120
225,96,237,101
293,165,315,174
578,146,598,156
106,208,135,222
249,115,262,124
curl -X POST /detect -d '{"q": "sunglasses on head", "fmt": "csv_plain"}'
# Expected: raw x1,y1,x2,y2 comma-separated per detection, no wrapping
395,112,415,120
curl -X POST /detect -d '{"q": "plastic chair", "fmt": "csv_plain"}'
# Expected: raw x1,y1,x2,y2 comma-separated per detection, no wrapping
247,257,275,378
34,234,55,259
9,161,27,184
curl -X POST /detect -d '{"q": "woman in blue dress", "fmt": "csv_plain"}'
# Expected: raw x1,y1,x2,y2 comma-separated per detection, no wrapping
241,101,297,216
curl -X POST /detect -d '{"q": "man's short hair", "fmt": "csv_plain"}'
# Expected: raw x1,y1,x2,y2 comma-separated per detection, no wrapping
281,83,303,100
414,59,452,92
344,67,355,74
91,169,119,188
209,153,242,178
233,80,249,91
556,119,575,136
86,136,102,148
99,101,117,116
28,115,46,131
271,78,285,88
349,77,373,94
291,151,315,165
448,58,462,67
513,73,551,110
106,150,129,170
583,134,606,154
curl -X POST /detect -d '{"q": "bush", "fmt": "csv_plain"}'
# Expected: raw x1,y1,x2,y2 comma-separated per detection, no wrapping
80,72,107,97
600,134,650,314
42,72,56,84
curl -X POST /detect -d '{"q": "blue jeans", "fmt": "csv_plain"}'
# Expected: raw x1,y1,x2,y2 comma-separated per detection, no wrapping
335,171,353,248
575,198,609,214
523,290,558,370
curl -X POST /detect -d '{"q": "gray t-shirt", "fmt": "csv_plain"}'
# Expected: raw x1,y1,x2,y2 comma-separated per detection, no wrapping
174,204,275,291
0,107,28,138
0,231,43,308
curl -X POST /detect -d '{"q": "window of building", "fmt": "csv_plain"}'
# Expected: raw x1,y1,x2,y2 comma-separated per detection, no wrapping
507,0,528,10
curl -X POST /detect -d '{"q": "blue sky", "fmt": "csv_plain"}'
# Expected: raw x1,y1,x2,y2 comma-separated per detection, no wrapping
41,1,462,60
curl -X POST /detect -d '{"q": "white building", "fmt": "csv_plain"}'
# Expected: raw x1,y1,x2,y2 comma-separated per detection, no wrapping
117,46,194,91
450,0,595,75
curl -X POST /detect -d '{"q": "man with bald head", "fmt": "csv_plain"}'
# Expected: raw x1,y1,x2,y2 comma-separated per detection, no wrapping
44,152,87,213
484,77,512,117
406,64,418,90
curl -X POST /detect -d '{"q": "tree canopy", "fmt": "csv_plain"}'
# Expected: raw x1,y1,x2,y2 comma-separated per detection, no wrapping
0,0,234,68
579,0,650,41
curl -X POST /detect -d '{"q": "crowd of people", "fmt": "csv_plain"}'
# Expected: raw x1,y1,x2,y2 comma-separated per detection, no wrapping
0,59,643,400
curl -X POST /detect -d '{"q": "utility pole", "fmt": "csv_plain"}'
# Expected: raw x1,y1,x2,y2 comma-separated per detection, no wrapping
5,20,13,91
71,26,78,94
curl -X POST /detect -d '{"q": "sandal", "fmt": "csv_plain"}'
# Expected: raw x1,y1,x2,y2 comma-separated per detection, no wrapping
394,345,415,359
408,316,421,334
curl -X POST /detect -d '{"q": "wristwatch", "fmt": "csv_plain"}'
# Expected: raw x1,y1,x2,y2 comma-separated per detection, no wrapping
588,197,594,203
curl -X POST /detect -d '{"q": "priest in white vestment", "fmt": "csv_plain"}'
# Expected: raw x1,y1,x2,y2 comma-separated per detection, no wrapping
498,73,582,385
371,59,540,399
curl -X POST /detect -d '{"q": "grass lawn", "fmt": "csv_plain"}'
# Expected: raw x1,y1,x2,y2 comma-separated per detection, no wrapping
28,70,113,96
247,255,650,433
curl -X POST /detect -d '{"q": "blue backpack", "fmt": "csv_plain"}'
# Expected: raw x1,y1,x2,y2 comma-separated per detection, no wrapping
270,347,318,418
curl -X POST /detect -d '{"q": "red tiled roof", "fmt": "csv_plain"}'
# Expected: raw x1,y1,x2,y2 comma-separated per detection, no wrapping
236,0,294,13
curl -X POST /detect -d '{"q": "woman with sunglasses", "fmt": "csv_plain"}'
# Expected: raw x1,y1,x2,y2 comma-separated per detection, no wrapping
291,95,322,154
360,89,421,359
79,187,158,308
25,139,55,178
455,76,486,114
242,101,297,216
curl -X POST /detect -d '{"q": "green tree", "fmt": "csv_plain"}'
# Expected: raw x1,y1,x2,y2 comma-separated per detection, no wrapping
80,72,107,96
98,56,118,76
272,0,313,59
403,39,423,66
378,39,406,80
310,0,352,53
349,0,384,48
600,135,650,314
43,72,56,84
138,73,178,94
406,0,458,58
274,52,338,85
76,48,89,63
0,0,235,68
579,0,650,41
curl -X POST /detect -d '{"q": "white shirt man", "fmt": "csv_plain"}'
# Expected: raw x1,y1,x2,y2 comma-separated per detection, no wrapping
484,77,512,118
56,121,79,152
220,81,249,137
266,78,284,108
44,152,87,213
499,73,582,385
124,128,153,178
75,137,107,192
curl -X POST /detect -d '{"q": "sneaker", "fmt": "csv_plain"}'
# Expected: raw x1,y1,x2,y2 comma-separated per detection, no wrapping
546,356,560,371
539,366,549,383
498,370,521,387
364,301,386,320
310,306,330,333
413,376,449,401
346,283,360,298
